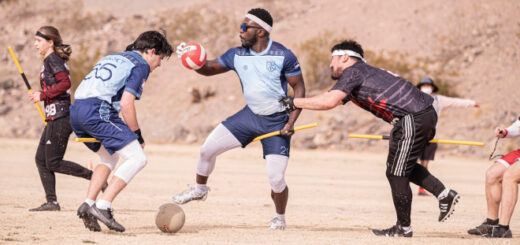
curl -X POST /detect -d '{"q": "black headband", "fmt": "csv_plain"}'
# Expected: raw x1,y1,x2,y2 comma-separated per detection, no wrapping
36,31,51,41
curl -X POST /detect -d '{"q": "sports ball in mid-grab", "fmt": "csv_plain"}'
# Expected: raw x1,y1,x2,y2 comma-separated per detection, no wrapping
155,203,185,233
181,42,207,70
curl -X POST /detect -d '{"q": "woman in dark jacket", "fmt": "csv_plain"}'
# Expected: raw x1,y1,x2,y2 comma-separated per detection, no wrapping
28,26,93,211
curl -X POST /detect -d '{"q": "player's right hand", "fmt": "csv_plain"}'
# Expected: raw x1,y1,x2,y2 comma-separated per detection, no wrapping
176,42,187,58
495,127,507,138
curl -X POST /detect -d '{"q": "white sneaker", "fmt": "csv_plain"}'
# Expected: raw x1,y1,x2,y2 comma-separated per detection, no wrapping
268,216,286,231
172,185,209,204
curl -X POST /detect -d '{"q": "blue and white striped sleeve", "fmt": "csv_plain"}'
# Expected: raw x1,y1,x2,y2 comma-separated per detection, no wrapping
282,49,302,77
217,48,236,71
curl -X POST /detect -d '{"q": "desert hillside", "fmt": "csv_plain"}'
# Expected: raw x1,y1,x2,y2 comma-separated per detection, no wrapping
0,0,519,157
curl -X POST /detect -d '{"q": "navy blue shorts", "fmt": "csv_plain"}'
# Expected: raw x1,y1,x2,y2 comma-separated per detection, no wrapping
222,106,290,158
70,98,138,155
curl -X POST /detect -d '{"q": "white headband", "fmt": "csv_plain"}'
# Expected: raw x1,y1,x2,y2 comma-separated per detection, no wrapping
331,50,366,63
245,14,272,33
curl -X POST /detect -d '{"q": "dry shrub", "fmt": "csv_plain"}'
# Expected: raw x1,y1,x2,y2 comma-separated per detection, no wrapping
189,86,216,103
517,22,520,38
295,31,342,90
162,8,236,57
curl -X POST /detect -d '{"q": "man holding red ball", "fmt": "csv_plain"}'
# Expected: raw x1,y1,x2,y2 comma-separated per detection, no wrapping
173,7,305,231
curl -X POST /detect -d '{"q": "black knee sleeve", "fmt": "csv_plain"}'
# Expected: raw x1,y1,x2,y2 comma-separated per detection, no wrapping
409,163,445,197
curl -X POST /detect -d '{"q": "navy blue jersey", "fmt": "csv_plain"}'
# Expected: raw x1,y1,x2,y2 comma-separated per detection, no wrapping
331,61,433,123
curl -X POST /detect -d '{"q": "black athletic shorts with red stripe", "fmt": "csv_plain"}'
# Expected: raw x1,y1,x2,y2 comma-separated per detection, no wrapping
387,106,437,177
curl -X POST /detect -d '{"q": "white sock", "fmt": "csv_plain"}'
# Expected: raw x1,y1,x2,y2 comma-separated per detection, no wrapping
85,199,95,207
402,226,412,232
437,188,450,200
196,183,208,192
96,200,112,210
275,213,285,220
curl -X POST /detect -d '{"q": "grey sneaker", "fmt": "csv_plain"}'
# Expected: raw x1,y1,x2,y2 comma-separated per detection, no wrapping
29,202,60,212
268,216,286,231
88,205,125,232
77,202,101,232
172,185,209,204
468,220,496,235
484,226,512,238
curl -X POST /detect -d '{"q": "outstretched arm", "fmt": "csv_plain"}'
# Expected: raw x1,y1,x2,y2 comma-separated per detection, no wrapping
195,59,229,76
293,90,347,110
437,94,478,109
280,75,305,135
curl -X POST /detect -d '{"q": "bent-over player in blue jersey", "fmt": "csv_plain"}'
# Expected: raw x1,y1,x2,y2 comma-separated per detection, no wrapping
71,31,173,232
173,8,305,230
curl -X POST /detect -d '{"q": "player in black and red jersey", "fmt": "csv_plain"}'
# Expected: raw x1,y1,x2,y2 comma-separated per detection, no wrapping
280,40,459,237
28,26,94,212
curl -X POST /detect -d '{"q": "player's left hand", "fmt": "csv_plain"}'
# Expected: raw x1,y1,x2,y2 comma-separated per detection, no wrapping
28,91,41,103
280,122,295,136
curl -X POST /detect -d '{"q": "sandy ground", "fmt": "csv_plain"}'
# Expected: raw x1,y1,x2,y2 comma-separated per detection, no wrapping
0,138,518,245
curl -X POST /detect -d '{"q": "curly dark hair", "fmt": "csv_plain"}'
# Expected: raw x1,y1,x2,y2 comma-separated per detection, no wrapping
247,8,273,27
125,30,173,57
331,40,364,58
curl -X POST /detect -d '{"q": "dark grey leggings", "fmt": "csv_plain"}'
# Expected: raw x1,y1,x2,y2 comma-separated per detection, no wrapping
35,116,92,202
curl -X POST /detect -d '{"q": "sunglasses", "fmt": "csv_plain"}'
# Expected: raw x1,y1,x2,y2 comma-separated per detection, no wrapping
240,23,261,32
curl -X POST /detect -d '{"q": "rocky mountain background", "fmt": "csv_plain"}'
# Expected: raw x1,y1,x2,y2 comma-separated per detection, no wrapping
0,0,518,158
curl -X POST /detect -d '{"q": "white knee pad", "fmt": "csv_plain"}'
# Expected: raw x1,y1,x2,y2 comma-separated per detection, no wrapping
196,124,241,176
266,154,289,193
114,140,147,183
96,146,119,171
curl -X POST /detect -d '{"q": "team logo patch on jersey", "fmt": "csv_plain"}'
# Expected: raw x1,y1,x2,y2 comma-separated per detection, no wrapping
266,61,279,72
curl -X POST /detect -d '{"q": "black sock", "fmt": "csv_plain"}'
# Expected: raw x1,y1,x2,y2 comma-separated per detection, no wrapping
498,224,509,230
486,218,499,225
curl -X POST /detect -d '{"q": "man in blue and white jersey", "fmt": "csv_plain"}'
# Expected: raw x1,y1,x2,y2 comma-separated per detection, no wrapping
71,31,173,232
173,8,305,230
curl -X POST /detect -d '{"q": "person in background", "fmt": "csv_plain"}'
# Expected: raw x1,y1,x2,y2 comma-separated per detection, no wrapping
416,77,479,196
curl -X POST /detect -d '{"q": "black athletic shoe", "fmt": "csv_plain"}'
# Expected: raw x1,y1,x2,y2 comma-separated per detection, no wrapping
467,220,496,235
88,205,125,232
484,226,512,238
29,202,61,211
372,223,413,237
77,202,101,232
438,189,459,222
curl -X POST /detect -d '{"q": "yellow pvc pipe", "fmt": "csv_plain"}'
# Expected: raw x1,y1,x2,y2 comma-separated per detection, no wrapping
252,122,319,142
76,122,319,143
348,133,484,146
8,46,47,125
429,139,484,146
347,134,384,140
75,138,100,143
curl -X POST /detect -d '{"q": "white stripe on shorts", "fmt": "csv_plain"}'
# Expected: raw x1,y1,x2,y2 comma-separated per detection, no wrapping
393,115,415,176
